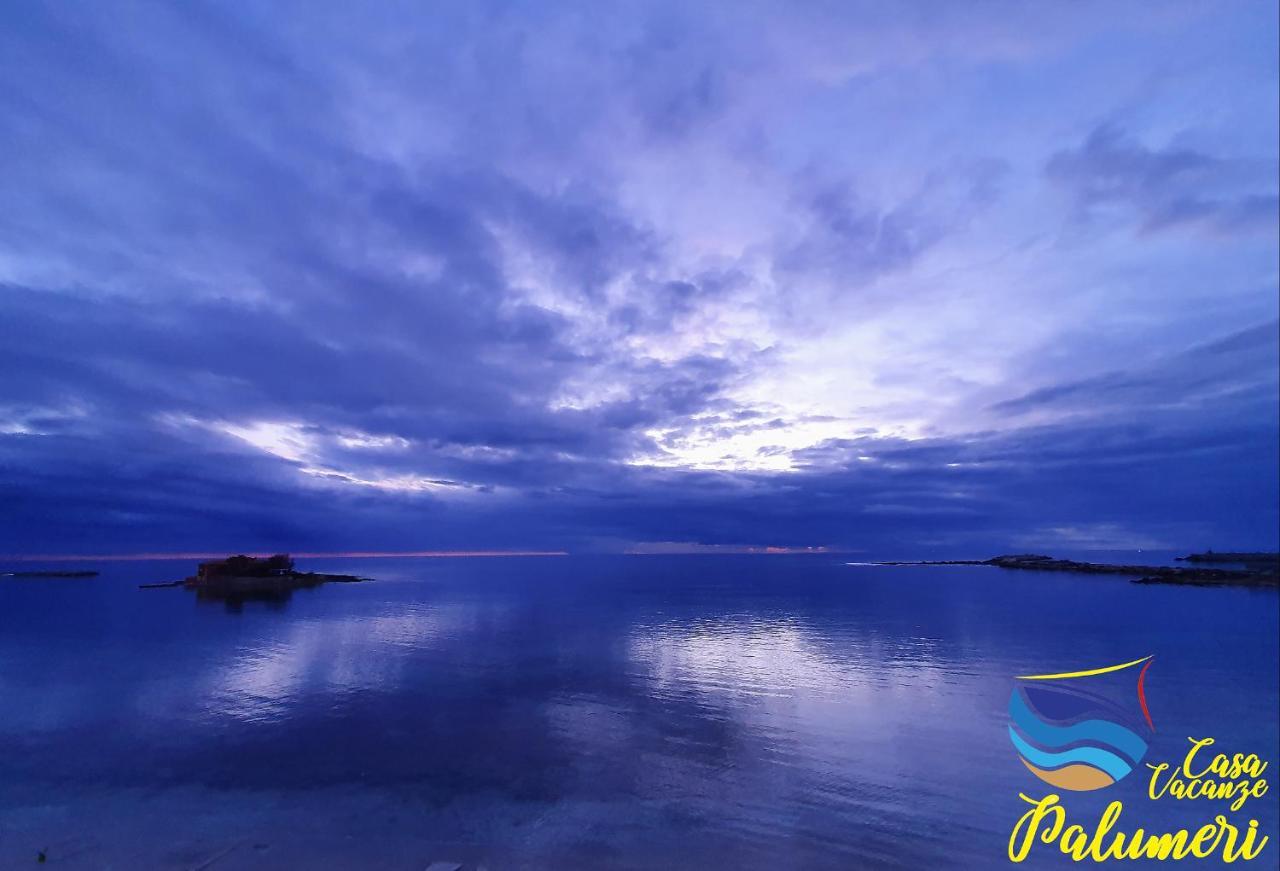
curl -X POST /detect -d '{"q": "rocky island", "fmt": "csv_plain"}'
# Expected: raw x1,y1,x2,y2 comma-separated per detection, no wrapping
875,553,1279,587
140,554,369,604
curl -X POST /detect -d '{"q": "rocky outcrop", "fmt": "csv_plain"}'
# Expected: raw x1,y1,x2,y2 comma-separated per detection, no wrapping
1177,551,1280,571
139,554,370,602
876,553,1278,588
985,554,1279,586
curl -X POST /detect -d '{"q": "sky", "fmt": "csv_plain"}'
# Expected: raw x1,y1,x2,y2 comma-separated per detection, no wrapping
1,1,1277,557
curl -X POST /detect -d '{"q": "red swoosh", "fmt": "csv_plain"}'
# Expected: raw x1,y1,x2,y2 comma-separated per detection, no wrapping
1137,658,1155,731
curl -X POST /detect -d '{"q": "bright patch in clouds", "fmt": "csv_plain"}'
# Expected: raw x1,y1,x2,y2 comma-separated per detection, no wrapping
180,419,472,495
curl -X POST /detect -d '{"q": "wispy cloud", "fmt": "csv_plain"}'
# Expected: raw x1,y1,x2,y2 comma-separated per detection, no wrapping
1046,124,1278,235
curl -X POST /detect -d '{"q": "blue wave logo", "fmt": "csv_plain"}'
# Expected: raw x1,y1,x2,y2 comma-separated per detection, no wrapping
1009,656,1155,791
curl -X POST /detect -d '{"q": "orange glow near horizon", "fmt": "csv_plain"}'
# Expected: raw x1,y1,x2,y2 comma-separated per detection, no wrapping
2,550,570,562
0,547,844,561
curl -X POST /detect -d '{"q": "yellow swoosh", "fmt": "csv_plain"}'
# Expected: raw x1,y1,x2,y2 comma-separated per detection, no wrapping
1017,655,1152,681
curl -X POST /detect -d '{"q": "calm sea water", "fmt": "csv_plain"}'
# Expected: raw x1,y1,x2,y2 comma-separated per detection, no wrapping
0,555,1276,869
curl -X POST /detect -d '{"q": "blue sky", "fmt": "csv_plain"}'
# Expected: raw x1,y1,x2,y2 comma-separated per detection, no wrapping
1,1,1276,555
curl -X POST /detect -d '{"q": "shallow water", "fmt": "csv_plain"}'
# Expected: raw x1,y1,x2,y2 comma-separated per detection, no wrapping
0,555,1276,869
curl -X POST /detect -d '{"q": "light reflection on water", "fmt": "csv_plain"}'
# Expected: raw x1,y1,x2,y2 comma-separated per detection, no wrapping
0,555,1276,869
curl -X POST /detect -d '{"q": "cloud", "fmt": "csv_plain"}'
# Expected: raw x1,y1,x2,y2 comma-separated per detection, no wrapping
0,1,1276,555
1046,124,1279,235
778,159,1009,290
991,320,1280,420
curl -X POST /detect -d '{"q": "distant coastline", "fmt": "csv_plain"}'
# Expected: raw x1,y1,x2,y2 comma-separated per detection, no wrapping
872,553,1280,588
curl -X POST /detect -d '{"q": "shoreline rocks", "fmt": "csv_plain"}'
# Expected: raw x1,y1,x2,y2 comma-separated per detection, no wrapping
876,552,1279,588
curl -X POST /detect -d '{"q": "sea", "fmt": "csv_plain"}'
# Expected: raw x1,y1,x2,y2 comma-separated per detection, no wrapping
1,553,1276,869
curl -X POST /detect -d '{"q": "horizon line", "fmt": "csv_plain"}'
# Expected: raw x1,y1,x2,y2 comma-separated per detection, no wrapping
0,550,572,562
0,546,852,562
